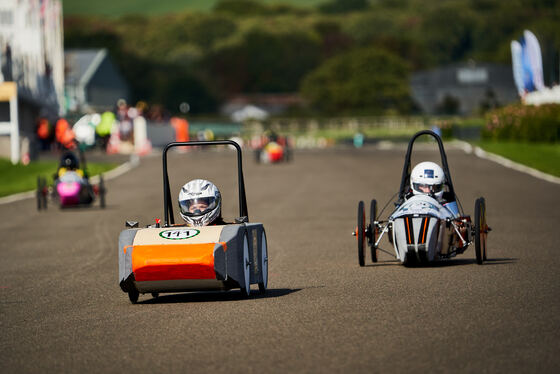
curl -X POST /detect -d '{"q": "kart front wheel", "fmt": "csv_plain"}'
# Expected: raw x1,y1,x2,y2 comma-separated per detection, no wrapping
474,197,487,265
128,289,139,304
357,201,366,267
369,199,378,263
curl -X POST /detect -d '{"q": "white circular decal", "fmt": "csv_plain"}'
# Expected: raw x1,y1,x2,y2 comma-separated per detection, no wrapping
159,229,200,240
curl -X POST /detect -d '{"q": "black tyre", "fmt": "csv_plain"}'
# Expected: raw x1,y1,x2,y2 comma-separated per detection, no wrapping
285,147,292,162
369,199,378,263
357,201,366,267
254,149,261,163
36,177,43,211
258,231,268,294
474,197,487,265
42,177,48,210
99,175,106,208
128,289,139,304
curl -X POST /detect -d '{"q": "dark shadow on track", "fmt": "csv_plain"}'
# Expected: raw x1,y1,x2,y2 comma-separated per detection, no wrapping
57,205,116,211
413,257,518,267
363,259,401,267
137,288,301,304
364,257,518,268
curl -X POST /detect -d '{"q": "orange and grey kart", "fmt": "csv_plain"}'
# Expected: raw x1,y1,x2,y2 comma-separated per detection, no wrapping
118,140,268,304
353,130,491,267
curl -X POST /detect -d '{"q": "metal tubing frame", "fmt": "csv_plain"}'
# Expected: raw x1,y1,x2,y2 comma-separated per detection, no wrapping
162,140,249,226
397,130,458,209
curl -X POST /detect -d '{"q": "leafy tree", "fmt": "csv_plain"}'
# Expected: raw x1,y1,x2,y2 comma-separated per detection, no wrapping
189,14,237,49
319,0,369,14
213,0,269,16
300,47,412,113
420,4,476,65
313,20,354,58
203,28,321,94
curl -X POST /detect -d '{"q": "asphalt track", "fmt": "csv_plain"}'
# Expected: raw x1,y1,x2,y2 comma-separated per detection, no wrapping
1,144,559,373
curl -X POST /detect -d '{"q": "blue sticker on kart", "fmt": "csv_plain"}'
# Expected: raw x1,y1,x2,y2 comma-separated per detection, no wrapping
159,229,200,240
424,169,434,178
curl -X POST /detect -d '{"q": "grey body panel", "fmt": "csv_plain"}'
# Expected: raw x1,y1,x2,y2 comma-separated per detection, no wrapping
118,228,139,283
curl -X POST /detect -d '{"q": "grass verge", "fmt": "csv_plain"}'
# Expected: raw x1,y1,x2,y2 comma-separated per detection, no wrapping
0,158,118,198
475,141,560,177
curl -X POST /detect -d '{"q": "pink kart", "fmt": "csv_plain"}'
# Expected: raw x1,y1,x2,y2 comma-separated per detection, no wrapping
36,150,106,210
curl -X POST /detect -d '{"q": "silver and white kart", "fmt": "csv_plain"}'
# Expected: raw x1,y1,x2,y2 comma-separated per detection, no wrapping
353,130,490,266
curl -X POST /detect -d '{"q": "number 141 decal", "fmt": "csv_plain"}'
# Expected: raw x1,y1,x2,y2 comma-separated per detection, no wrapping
159,229,200,240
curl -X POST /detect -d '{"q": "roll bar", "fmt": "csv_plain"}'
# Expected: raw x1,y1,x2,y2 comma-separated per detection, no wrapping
397,130,457,203
162,140,248,226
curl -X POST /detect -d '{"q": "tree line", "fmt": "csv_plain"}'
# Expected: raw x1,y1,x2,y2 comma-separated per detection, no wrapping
64,0,560,116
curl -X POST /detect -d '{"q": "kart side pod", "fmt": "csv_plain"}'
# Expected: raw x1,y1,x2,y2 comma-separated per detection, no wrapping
118,223,268,298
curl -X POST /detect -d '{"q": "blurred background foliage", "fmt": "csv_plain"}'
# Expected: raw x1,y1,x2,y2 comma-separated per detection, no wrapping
63,0,560,116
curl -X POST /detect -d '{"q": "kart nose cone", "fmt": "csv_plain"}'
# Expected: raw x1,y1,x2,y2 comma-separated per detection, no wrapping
57,182,81,205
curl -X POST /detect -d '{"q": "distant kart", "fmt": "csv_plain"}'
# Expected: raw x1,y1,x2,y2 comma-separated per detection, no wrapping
255,135,292,164
36,148,106,210
353,130,490,266
118,140,268,304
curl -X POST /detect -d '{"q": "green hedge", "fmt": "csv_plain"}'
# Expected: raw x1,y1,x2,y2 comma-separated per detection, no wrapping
483,104,560,142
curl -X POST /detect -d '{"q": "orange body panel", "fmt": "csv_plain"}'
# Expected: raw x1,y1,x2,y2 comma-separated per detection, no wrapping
132,243,225,281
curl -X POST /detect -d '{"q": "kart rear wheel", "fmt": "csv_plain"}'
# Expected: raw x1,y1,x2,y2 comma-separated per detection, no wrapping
254,149,261,163
36,177,43,211
240,233,251,297
474,197,487,265
357,201,366,267
43,179,48,209
128,289,139,304
258,231,268,294
99,174,106,209
284,147,292,162
369,199,378,263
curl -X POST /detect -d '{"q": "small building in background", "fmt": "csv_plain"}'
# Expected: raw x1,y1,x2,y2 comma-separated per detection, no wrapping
221,93,305,118
64,49,130,113
411,62,519,115
0,0,64,162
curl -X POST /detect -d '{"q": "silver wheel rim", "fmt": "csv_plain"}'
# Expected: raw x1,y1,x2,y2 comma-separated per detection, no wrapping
242,235,250,295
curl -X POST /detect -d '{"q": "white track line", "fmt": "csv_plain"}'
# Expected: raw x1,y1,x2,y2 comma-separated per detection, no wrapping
453,140,560,185
0,155,140,205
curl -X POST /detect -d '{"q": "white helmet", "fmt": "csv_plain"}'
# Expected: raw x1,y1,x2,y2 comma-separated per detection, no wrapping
178,179,221,226
410,161,446,199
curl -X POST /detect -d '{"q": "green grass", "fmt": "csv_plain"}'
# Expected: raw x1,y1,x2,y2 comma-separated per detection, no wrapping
476,141,560,177
63,0,325,16
306,125,429,141
0,158,117,198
